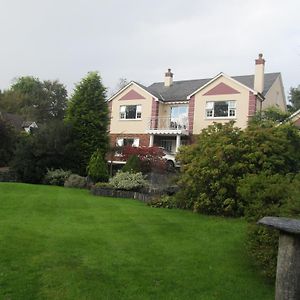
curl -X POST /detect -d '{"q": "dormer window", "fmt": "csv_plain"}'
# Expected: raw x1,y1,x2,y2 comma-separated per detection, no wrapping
120,105,142,120
206,101,236,118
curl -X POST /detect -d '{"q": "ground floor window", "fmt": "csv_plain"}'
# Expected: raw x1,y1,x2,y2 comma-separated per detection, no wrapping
116,137,139,147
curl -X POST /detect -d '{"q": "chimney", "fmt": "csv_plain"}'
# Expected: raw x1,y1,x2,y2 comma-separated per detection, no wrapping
164,68,173,87
254,53,265,94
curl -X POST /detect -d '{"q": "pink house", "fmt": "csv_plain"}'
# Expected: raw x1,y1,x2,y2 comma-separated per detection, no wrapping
108,54,286,154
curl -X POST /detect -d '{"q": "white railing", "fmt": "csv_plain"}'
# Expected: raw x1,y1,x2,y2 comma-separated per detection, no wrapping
147,117,189,132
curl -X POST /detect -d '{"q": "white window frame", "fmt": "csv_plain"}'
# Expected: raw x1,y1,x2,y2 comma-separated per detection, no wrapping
116,138,140,147
119,105,142,120
205,100,236,119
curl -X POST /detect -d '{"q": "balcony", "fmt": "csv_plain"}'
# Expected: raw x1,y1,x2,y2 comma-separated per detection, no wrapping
147,117,189,135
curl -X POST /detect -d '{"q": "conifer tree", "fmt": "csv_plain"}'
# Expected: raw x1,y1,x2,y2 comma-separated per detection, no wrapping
66,72,109,174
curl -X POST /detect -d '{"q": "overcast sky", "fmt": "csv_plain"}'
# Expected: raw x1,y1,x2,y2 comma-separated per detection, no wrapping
1,0,299,97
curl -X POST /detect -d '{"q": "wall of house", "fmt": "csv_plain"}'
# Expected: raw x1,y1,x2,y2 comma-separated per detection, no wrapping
109,84,153,134
263,75,286,111
192,76,251,133
158,103,170,119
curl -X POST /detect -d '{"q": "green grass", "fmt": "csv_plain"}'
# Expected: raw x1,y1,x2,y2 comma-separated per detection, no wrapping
0,183,273,300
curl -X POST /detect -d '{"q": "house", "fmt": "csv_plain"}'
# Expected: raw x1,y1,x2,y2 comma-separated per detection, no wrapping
0,111,38,133
21,121,38,133
108,54,286,154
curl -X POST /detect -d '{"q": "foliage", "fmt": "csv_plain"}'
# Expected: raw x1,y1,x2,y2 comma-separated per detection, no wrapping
87,149,109,182
109,171,148,191
149,195,178,209
66,72,109,175
0,77,68,122
64,174,87,189
250,106,290,125
176,121,300,216
11,122,79,183
237,173,300,280
176,122,245,216
44,169,72,186
0,118,17,167
288,86,300,112
121,146,167,173
122,155,142,173
93,182,112,188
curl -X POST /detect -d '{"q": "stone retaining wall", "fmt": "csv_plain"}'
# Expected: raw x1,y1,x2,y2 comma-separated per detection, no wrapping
91,186,157,203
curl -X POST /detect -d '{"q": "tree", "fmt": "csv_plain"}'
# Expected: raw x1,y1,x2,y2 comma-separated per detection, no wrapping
87,149,109,182
0,118,17,167
0,77,68,123
66,72,109,175
11,122,79,183
288,86,300,112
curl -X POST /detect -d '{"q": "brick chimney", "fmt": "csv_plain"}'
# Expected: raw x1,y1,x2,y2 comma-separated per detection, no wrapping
254,53,265,94
164,68,173,87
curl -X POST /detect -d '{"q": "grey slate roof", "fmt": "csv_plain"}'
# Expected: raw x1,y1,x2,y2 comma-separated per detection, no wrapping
147,72,280,102
0,111,24,129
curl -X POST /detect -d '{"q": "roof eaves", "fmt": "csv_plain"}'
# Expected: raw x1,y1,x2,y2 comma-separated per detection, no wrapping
107,81,158,102
186,72,257,99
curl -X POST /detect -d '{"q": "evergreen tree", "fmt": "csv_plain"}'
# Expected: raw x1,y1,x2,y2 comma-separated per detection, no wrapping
66,72,109,175
87,149,109,182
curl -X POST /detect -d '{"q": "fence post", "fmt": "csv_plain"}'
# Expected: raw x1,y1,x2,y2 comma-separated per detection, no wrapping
258,217,300,300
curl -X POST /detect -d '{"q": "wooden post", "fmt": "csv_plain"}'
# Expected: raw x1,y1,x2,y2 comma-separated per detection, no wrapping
258,217,300,300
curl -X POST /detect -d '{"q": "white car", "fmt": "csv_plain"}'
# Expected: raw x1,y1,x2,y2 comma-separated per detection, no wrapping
162,149,180,169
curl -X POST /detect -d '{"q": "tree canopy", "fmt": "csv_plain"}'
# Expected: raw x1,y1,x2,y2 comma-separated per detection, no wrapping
66,72,109,175
0,76,68,123
288,86,300,112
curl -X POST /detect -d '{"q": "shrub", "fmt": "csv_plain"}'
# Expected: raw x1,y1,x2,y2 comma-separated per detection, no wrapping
44,169,71,186
238,173,300,280
121,146,167,174
149,195,177,209
87,149,109,182
122,155,141,173
11,122,80,183
93,182,113,188
109,171,147,191
64,174,87,189
175,121,300,216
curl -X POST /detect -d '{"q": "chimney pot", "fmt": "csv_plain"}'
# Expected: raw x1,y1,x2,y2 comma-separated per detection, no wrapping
164,68,173,86
254,53,265,94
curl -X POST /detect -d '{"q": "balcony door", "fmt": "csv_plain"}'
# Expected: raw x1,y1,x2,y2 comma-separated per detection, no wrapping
170,106,188,129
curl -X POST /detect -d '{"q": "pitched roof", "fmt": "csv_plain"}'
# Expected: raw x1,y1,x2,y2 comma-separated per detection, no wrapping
0,111,24,129
147,72,280,102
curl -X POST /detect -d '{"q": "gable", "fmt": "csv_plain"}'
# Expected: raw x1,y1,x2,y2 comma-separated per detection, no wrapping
119,89,146,100
203,82,240,96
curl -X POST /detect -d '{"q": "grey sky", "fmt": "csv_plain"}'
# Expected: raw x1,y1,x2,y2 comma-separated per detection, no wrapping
1,0,299,98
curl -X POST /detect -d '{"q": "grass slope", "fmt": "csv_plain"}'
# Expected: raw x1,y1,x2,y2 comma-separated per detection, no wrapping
0,183,273,300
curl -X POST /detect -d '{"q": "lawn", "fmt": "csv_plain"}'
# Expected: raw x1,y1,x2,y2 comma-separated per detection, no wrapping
0,183,273,300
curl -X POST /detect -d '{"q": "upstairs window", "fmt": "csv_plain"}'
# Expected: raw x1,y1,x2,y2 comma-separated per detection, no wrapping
206,101,236,118
120,105,142,119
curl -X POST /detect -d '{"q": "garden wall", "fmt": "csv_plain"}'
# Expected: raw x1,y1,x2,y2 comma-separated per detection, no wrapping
91,186,157,203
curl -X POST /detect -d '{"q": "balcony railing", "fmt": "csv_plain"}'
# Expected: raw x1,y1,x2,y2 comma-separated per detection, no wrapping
147,117,189,134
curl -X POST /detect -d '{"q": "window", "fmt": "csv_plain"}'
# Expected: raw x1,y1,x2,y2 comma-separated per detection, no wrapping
120,105,142,119
170,106,188,129
206,101,236,118
170,106,188,120
116,138,139,147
